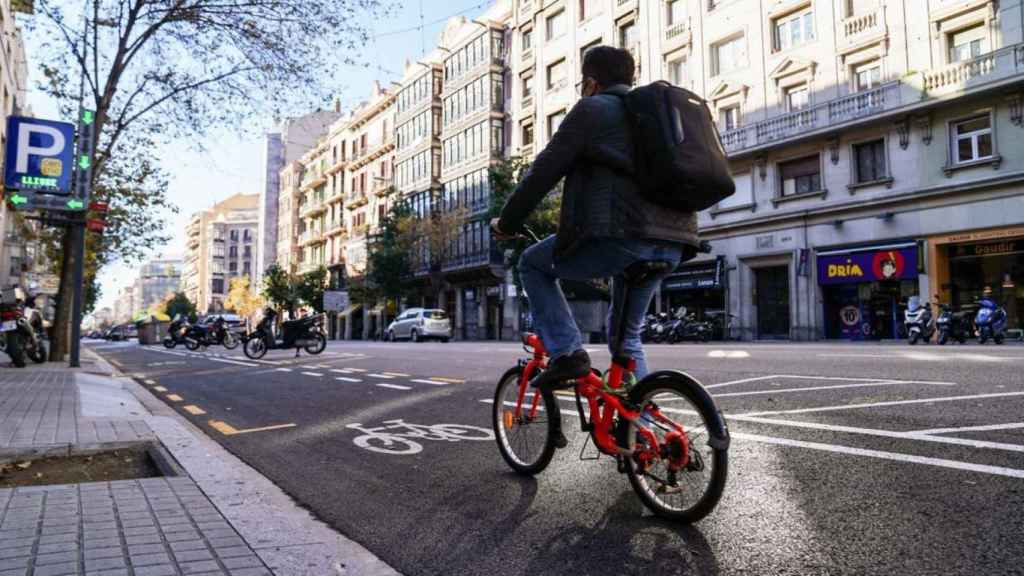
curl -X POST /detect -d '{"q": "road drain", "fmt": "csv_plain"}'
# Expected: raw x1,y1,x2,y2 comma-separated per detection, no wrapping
0,444,178,488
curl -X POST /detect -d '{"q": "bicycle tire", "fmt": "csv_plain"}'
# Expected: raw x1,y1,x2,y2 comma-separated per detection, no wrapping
492,365,557,475
623,373,728,523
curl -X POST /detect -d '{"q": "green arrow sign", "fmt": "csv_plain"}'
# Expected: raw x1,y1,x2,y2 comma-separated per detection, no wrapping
9,194,27,206
81,110,94,125
78,155,90,170
66,199,84,210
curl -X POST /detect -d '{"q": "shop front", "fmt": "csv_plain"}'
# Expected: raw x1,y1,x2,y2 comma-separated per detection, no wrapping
660,257,727,337
818,244,919,340
928,226,1024,334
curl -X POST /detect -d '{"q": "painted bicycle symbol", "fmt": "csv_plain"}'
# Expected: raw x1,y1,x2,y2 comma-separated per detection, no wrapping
346,419,494,455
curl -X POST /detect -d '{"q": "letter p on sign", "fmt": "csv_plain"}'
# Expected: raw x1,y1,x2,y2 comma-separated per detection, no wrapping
4,116,76,195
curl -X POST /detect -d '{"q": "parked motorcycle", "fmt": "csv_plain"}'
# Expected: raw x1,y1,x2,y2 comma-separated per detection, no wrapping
184,315,239,350
243,308,327,359
0,290,47,367
667,307,712,343
641,312,672,343
975,298,1008,344
936,304,969,345
904,296,935,345
163,315,191,349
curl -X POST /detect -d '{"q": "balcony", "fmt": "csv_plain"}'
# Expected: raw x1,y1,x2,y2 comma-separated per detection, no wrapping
518,142,534,159
663,19,691,51
920,43,1024,97
521,93,534,111
519,0,533,21
353,223,370,238
720,81,904,155
298,229,324,247
326,219,346,237
839,9,885,52
373,180,394,198
521,46,533,63
345,193,368,210
615,0,636,16
299,198,326,218
349,136,396,170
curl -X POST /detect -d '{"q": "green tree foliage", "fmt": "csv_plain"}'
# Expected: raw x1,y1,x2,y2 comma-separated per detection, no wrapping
366,201,415,315
296,267,329,314
164,292,196,323
261,264,298,316
32,0,386,358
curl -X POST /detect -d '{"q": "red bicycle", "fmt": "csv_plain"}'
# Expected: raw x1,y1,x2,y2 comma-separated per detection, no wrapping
492,260,730,523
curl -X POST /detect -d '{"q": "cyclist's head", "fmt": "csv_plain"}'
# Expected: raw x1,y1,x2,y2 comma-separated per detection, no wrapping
580,45,635,97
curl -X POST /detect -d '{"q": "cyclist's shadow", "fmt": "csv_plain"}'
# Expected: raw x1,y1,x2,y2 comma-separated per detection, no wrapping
521,491,719,576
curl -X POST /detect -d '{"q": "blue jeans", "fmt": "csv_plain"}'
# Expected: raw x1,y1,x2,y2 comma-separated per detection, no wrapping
519,236,683,378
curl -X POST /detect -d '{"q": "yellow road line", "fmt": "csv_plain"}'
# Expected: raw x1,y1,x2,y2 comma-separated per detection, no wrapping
153,386,167,392
207,420,296,436
382,372,411,378
431,377,465,384
183,405,206,415
165,394,183,402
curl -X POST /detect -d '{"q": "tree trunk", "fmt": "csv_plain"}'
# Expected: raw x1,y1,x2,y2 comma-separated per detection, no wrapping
49,231,75,361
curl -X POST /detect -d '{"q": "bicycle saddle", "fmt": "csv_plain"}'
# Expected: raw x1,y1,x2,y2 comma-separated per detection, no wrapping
623,260,675,285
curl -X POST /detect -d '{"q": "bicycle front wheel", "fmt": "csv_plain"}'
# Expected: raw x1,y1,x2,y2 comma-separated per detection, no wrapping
492,366,557,475
623,373,728,523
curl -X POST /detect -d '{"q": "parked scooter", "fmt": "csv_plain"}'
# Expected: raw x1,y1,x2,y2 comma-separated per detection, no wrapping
936,303,969,345
667,307,712,343
904,296,935,345
975,298,1008,344
184,315,239,350
163,315,191,349
243,308,327,359
0,289,47,367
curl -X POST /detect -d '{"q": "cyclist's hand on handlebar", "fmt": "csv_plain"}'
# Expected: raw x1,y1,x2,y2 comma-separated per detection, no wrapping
490,218,518,241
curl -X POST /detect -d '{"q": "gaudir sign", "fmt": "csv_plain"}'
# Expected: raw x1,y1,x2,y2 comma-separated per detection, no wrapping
4,116,76,194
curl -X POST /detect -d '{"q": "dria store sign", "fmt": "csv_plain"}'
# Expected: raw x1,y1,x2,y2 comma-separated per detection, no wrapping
817,245,918,285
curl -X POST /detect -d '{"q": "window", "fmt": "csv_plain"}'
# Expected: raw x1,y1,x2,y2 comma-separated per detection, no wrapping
228,261,238,273
951,114,993,164
713,35,746,75
522,75,534,99
618,21,636,49
243,262,251,275
785,85,808,111
579,0,596,21
546,10,566,40
949,24,988,63
667,58,686,86
854,60,881,92
522,28,533,52
522,122,534,146
779,155,821,196
548,109,566,138
229,229,239,241
547,59,566,91
773,7,815,51
853,139,887,183
212,279,224,294
667,0,685,26
720,105,740,131
229,246,238,258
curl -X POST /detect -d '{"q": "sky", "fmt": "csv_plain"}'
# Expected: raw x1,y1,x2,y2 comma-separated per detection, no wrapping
21,0,490,312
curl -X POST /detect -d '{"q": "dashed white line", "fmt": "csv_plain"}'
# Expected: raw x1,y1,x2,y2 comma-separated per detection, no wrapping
336,377,362,383
411,379,448,386
330,369,353,374
301,372,323,377
276,368,292,372
367,373,394,379
740,391,1024,417
377,383,412,390
712,380,954,398
911,422,1024,435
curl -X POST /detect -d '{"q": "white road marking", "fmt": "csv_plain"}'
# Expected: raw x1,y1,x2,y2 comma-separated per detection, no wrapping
411,379,448,386
376,383,412,390
733,432,1024,479
728,415,1024,454
208,357,259,367
368,373,394,379
301,372,323,377
336,377,362,383
346,368,367,372
712,380,954,398
276,368,292,372
330,369,353,374
707,374,956,389
740,390,1024,417
708,350,750,358
911,422,1024,435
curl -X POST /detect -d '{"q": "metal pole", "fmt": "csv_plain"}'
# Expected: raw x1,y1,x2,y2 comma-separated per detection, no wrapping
68,11,91,367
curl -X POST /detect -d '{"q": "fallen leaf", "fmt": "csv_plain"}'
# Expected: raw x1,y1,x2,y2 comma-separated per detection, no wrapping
16,461,31,470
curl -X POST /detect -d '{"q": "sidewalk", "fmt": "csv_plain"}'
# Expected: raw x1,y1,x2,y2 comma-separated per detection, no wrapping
0,351,399,576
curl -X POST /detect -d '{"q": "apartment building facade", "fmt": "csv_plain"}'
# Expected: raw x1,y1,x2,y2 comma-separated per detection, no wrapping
182,194,259,314
507,0,1024,340
132,257,182,316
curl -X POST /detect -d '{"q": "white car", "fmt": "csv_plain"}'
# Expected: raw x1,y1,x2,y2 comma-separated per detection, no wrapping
386,308,451,343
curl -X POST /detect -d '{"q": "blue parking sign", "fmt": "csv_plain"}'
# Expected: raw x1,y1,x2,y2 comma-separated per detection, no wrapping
4,116,76,195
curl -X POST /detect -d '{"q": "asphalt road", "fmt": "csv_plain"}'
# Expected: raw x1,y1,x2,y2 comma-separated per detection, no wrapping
89,338,1024,576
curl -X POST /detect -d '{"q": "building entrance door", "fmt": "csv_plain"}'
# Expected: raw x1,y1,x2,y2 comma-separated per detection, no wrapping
756,266,790,339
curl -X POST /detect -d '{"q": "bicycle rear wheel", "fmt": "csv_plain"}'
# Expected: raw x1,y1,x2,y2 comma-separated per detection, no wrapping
492,366,557,475
623,373,728,523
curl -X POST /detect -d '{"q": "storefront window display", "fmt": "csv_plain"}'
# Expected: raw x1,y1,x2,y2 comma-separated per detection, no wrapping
659,257,728,338
947,240,1023,331
818,244,919,340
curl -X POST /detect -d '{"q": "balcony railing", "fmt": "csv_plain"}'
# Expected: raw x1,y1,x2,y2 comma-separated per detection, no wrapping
345,193,368,210
522,47,533,62
720,81,902,154
921,43,1024,95
521,94,534,109
841,10,883,42
664,20,690,44
519,0,533,20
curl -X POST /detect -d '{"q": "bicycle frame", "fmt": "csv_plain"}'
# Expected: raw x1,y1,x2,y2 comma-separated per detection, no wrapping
508,334,691,469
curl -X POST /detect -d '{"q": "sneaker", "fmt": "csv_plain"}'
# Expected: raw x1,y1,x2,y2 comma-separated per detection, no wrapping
530,349,591,391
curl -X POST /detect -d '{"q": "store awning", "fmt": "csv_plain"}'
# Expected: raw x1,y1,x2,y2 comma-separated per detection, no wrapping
339,304,362,318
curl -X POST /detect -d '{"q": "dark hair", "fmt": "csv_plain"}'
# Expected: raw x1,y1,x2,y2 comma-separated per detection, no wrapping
581,45,635,87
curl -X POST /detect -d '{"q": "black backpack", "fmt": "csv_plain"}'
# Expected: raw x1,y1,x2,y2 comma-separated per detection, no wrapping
619,81,735,212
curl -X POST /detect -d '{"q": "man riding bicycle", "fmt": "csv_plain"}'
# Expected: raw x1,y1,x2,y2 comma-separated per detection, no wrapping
492,46,698,388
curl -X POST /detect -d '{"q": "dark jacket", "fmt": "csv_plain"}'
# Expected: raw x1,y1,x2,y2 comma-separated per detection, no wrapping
498,84,698,261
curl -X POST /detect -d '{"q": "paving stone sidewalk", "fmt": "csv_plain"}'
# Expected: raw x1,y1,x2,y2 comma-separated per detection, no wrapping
0,477,270,576
0,370,152,458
